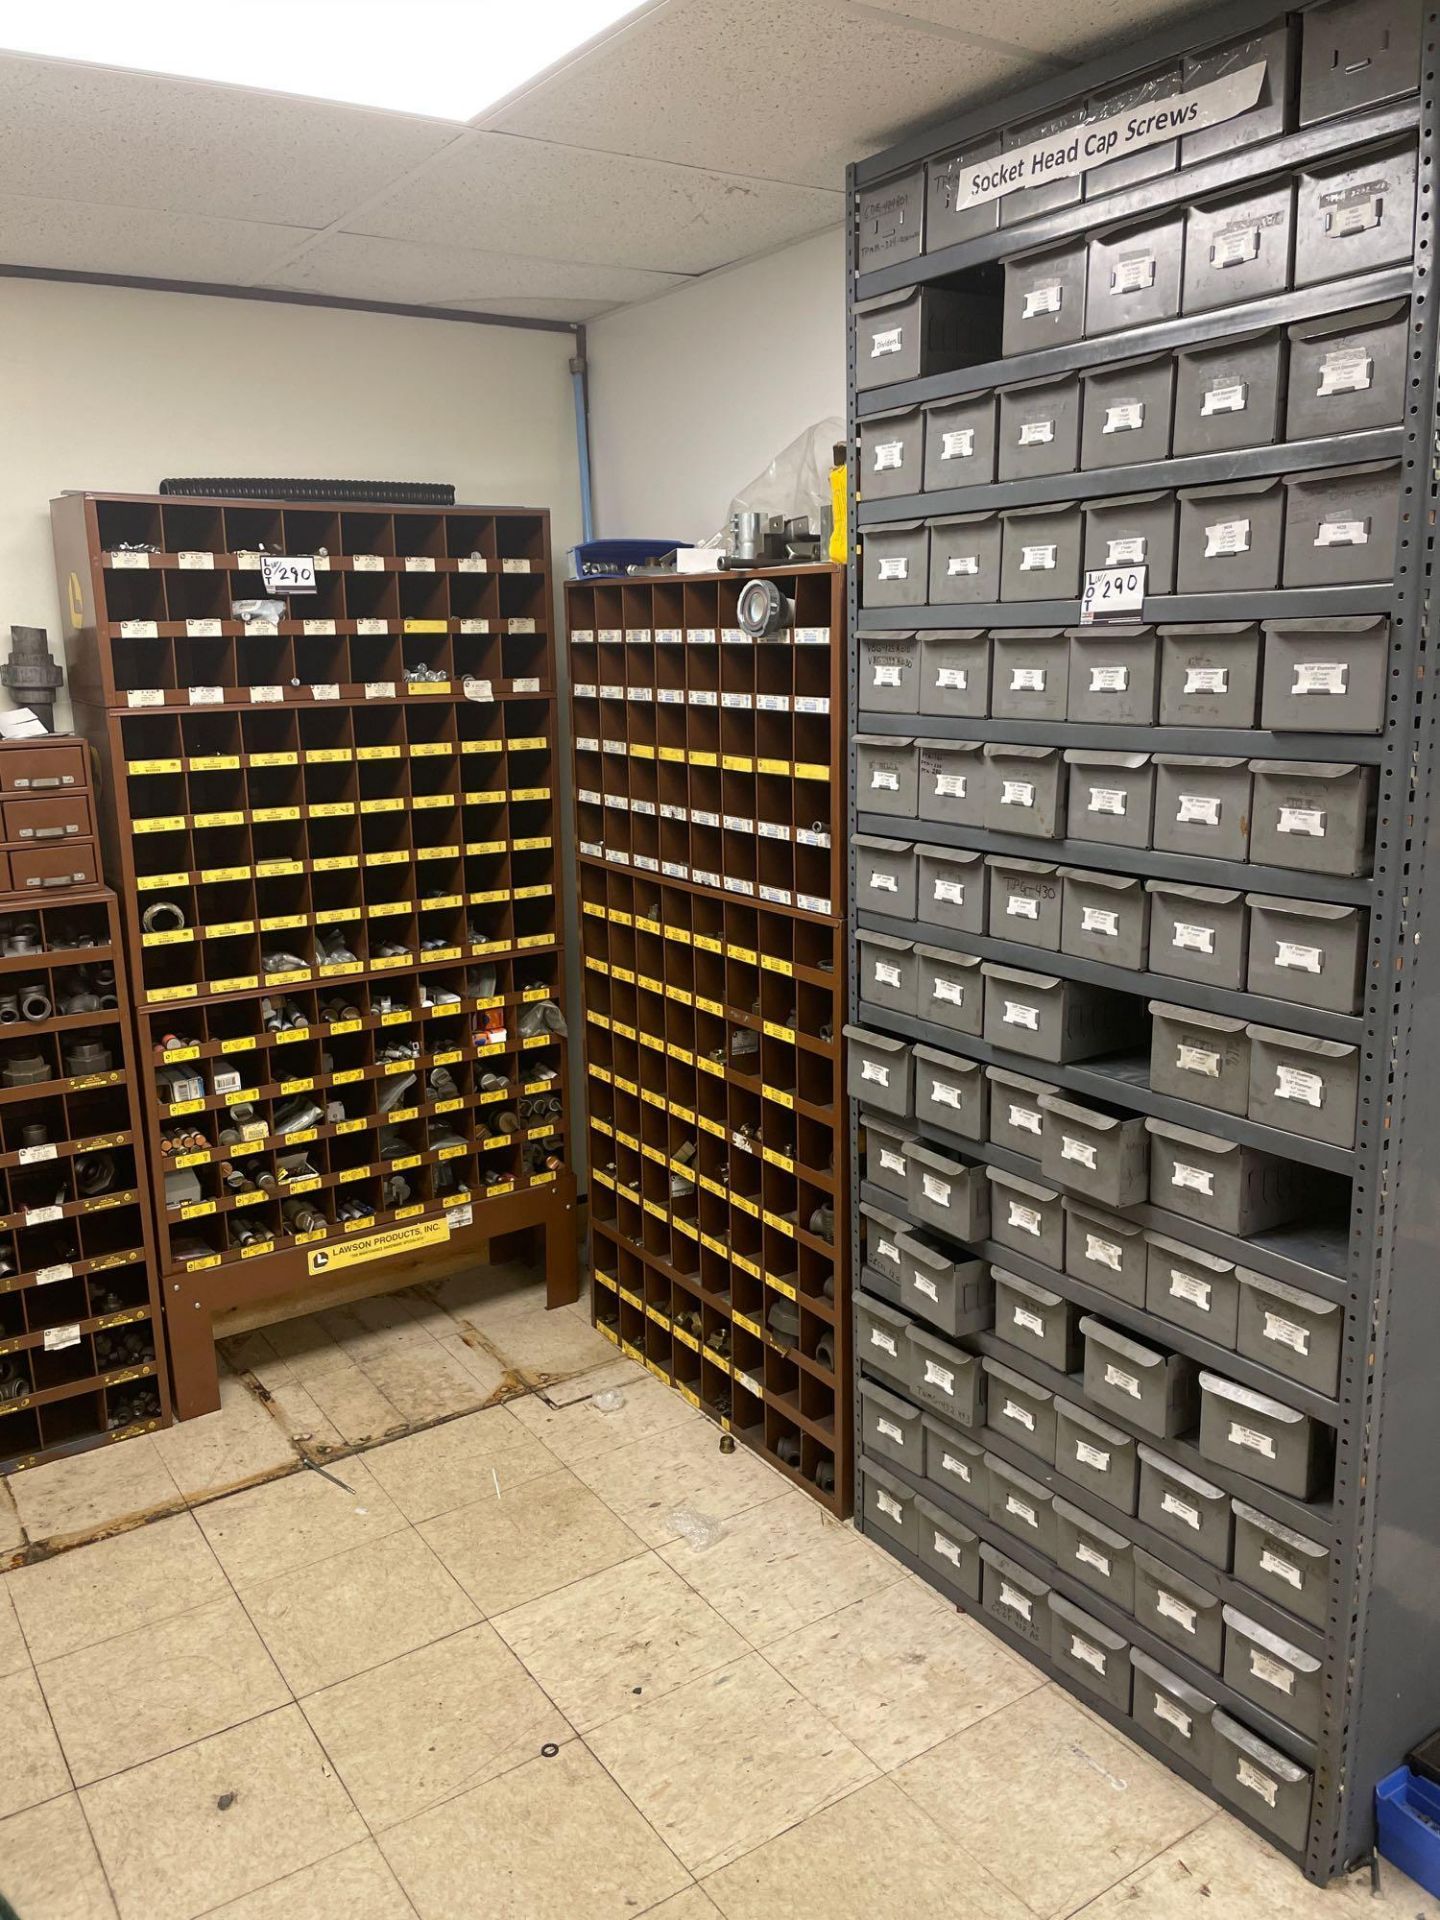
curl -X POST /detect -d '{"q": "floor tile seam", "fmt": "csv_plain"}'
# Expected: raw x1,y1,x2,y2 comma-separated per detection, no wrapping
72,1696,314,1799
334,1722,588,1838
26,1577,289,1683
189,1833,423,1920
12,1633,78,1802
431,1526,651,1622
572,1724,720,1897
1057,1809,1223,1919
202,1497,418,1596
683,1762,887,1883
284,1610,507,1709
574,1468,795,1547
74,1786,129,1920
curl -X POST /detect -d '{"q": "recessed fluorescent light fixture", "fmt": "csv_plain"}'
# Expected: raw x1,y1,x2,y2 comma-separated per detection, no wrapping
0,0,649,121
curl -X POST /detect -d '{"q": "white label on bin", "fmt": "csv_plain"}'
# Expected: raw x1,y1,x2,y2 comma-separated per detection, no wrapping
879,1147,906,1174
1003,1000,1039,1031
1000,1581,1032,1621
1278,806,1326,836
1088,787,1128,818
1177,793,1220,825
861,1061,891,1086
1004,1398,1035,1432
1177,1043,1222,1079
1062,1136,1098,1170
874,960,903,988
45,1323,81,1352
873,440,904,471
869,871,898,894
1018,418,1055,446
876,1488,904,1521
1293,661,1348,695
936,772,967,797
941,428,977,461
1076,1440,1112,1473
1171,1269,1213,1309
878,1237,899,1264
1230,1421,1277,1459
1001,781,1036,809
127,688,164,706
932,1082,965,1112
1106,536,1147,566
1202,383,1248,416
1157,1591,1197,1633
922,1172,952,1208
1205,518,1251,556
1105,1364,1141,1399
871,768,900,791
871,327,903,356
872,662,903,688
877,556,909,580
936,666,969,690
877,1417,905,1443
1276,939,1324,978
1007,1494,1038,1528
1007,895,1040,920
1021,544,1058,571
1173,921,1216,954
934,1531,965,1568
935,878,966,906
869,1327,899,1357
1212,223,1261,267
1013,1305,1045,1335
1237,1759,1280,1808
1264,1311,1312,1355
1081,906,1120,938
1316,517,1368,547
1085,1234,1123,1272
1023,283,1063,317
19,1142,57,1166
1276,1064,1324,1107
1112,252,1156,292
1154,1695,1193,1738
36,1263,72,1286
933,976,966,1007
1010,667,1046,692
948,554,980,575
914,1273,940,1301
1261,1546,1304,1589
1162,1491,1202,1530
1090,665,1130,692
1252,1649,1297,1695
1172,1161,1214,1195
24,1205,62,1226
1003,1108,1039,1143
1071,1634,1107,1674
925,1359,956,1394
1319,346,1374,395
1184,666,1230,694
942,1451,972,1483
1104,401,1145,435
1009,1201,1043,1236
1325,193,1381,237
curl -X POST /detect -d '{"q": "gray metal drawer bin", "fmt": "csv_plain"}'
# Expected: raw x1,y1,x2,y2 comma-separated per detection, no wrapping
1086,61,1183,194
858,632,921,714
859,930,916,1018
987,1064,1054,1159
1246,891,1366,1018
1246,1025,1359,1149
861,1261,900,1310
915,944,984,1039
926,135,1002,250
846,1025,913,1117
1145,882,1249,990
919,630,990,720
1198,1371,1328,1498
929,512,1001,605
990,631,1070,723
1145,1232,1240,1349
860,1378,924,1471
1063,752,1155,851
1176,478,1284,594
1223,1606,1323,1740
1086,212,1184,335
1182,179,1295,315
1001,102,1083,226
988,1454,1058,1559
865,1116,916,1198
915,1494,981,1601
1147,1002,1252,1120
1145,1117,1308,1236
1293,141,1418,289
1299,0,1419,124
1049,1593,1134,1713
854,834,918,920
899,1228,993,1339
980,1543,1052,1657
983,1356,1057,1460
1132,1649,1217,1775
1211,1711,1313,1849
919,846,988,935
918,738,986,829
909,1141,991,1242
860,1201,908,1285
1134,1547,1224,1672
1260,615,1388,734
1138,1444,1234,1570
855,735,919,819
858,169,925,272
914,1044,988,1142
1056,1396,1140,1513
1001,505,1083,603
1080,355,1175,470
986,1166,1067,1271
983,745,1068,840
1083,490,1178,593
1157,623,1262,728
1286,301,1409,440
988,857,1062,953
922,394,997,492
1002,239,1087,357
1152,755,1253,863
1183,19,1297,163
1172,330,1286,457
1249,760,1374,878
1066,626,1159,726
1060,868,1150,972
908,1322,986,1428
1232,1500,1330,1629
1082,1317,1200,1439
1282,461,1401,588
857,1292,912,1390
1039,1093,1150,1211
981,961,1138,1064
998,374,1081,482
1055,1496,1135,1611
925,1416,988,1508
860,406,924,503
862,1459,920,1555
1236,1268,1342,1397
862,522,928,609
854,284,995,391
1063,1202,1147,1313
994,1266,1083,1372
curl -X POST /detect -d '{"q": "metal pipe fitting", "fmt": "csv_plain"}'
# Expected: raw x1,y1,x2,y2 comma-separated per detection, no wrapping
0,996,17,1024
141,901,187,934
19,985,51,1023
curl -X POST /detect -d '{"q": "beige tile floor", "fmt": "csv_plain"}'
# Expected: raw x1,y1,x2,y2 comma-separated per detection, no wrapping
1,1277,1438,1918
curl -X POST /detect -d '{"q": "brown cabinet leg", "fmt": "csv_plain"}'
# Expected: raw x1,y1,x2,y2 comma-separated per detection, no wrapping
546,1182,580,1309
165,1281,222,1421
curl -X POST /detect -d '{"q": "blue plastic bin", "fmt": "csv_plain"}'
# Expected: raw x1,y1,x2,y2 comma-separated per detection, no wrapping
1376,1766,1440,1897
569,539,690,578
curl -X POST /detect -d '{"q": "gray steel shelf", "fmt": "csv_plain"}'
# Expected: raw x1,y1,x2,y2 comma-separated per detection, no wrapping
855,585,1397,631
854,711,1387,768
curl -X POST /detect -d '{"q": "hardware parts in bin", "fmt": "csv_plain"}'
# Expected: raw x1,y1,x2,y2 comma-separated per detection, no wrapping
52,491,577,1421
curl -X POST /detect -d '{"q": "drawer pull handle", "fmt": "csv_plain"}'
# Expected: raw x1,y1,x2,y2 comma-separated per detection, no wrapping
15,776,73,789
23,825,77,839
26,873,85,889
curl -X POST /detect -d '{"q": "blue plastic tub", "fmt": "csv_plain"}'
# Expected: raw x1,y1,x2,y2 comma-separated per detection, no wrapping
1376,1766,1440,1896
569,538,690,578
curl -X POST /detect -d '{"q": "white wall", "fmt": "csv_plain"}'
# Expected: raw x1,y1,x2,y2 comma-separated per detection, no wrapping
586,226,845,542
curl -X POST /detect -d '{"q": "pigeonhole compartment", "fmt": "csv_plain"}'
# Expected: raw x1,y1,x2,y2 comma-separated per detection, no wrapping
1145,1117,1310,1236
908,1322,987,1428
1135,1547,1224,1671
1245,895,1365,1016
1182,178,1296,314
1245,1025,1359,1149
863,522,928,608
909,1140,991,1241
927,134,1002,250
930,511,1002,604
916,1494,982,1600
1286,301,1409,440
1232,1500,1331,1629
1085,62,1182,194
859,930,917,1017
987,1063,1054,1158
1082,1317,1200,1439
1281,461,1401,587
1055,1496,1135,1611
860,406,925,502
865,1115,917,1198
1157,623,1263,729
1148,1002,1253,1119
858,169,925,271
1172,330,1287,456
1132,1650,1217,1775
1198,1370,1328,1498
988,1453,1059,1558
1083,490,1178,593
900,1228,994,1339
1002,239,1088,356
1210,1711,1314,1851
1060,867,1150,972
1050,1593,1134,1713
1064,752,1155,851
925,1413,989,1508
980,1542,1052,1655
991,630,1071,722
1299,0,1420,124
1067,627,1159,727
1139,1445,1235,1570
1177,478,1285,594
918,737,986,829
994,1266,1083,1372
1080,355,1175,469
988,856,1062,952
1260,616,1388,734
915,943,984,1038
1146,882,1250,990
986,1165,1067,1270
1182,18,1297,163
982,961,1139,1063
1055,1396,1140,1513
922,393,998,491
1293,141,1418,288
1223,1607,1323,1739
857,1291,912,1390
1086,212,1184,335
919,629,990,718
998,374,1081,482
860,1377,924,1470
862,1458,921,1554
1000,101,1084,226
1236,1268,1342,1398
859,631,921,713
915,1043,988,1142
919,845,988,934
1152,755,1253,863
1040,1094,1150,1211
1248,760,1374,877
856,734,919,820
1001,505,1084,603
1063,1201,1148,1313
854,834,918,920
1145,1232,1241,1349
847,1023,914,1116
983,745,1068,839
860,1199,908,1285
983,1355,1057,1460
854,284,996,390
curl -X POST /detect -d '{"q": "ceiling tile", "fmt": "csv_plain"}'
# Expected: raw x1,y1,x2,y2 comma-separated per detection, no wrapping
349,132,842,276
0,195,310,283
857,0,1197,58
0,54,463,228
264,231,690,308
